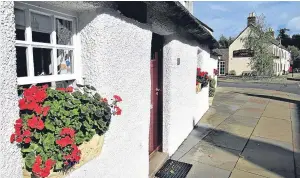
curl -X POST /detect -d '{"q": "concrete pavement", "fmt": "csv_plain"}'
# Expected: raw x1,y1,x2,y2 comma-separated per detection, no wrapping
171,87,300,178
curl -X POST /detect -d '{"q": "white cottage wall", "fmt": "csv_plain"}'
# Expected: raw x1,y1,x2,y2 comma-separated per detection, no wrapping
162,35,209,155
67,8,152,178
0,2,23,178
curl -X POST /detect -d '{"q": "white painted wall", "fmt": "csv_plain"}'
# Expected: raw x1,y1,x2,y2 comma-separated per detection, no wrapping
162,35,195,155
68,8,152,178
162,35,210,156
0,2,23,178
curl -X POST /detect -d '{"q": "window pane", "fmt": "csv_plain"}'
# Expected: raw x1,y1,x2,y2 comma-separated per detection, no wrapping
31,12,51,43
16,46,28,77
57,49,73,74
15,8,25,40
56,18,73,45
33,48,52,76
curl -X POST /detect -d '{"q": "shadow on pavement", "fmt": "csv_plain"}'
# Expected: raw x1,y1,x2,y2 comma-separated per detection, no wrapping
193,124,297,178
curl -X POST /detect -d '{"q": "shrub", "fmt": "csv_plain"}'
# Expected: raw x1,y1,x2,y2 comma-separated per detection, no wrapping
10,84,122,177
209,78,216,97
229,70,236,76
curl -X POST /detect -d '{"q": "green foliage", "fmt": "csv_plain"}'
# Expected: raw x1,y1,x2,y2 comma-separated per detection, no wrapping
209,78,216,97
229,70,236,76
218,35,234,48
287,45,300,60
17,85,116,173
241,14,275,76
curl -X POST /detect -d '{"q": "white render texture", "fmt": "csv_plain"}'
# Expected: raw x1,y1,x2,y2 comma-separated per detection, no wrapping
162,35,209,155
66,8,152,178
194,87,209,124
0,1,23,178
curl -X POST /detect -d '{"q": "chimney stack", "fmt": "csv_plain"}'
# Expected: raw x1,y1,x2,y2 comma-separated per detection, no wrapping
247,12,256,26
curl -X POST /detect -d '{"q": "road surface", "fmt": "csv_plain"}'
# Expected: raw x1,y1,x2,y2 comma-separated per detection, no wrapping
218,81,300,95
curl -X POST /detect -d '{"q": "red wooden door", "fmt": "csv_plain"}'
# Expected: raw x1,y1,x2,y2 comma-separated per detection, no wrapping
149,52,160,154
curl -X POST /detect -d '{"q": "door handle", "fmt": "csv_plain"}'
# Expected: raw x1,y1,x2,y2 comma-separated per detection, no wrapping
155,88,160,92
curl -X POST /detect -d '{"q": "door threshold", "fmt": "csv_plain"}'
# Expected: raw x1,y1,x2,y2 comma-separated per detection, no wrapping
149,151,169,178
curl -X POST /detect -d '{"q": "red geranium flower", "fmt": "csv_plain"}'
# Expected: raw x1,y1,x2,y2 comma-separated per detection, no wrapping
19,98,27,110
42,106,50,117
101,98,108,103
24,137,31,143
10,133,16,143
114,106,122,115
27,116,44,130
113,95,122,102
60,128,75,138
56,136,74,147
66,86,73,93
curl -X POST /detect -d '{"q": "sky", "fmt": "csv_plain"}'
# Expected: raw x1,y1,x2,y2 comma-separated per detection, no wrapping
194,1,300,40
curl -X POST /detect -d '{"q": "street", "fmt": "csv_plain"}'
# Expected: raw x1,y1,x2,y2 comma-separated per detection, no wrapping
218,81,300,95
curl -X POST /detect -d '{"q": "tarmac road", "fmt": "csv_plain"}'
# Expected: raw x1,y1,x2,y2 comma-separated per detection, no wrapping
218,81,300,95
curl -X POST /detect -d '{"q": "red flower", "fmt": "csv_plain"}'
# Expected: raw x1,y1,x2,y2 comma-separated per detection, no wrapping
10,133,16,143
27,116,44,130
23,130,31,137
16,136,23,143
114,106,122,115
113,95,122,102
24,137,31,143
42,106,50,117
56,136,74,147
66,86,73,93
19,98,27,110
101,98,108,103
56,88,65,92
32,155,54,178
34,105,43,115
60,128,75,138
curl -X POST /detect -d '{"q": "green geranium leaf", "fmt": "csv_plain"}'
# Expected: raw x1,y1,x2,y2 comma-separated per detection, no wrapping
45,119,55,131
25,152,35,168
43,133,55,147
75,131,85,145
55,161,63,170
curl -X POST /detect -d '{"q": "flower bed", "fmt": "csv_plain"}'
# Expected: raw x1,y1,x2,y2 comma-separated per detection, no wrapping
10,84,122,178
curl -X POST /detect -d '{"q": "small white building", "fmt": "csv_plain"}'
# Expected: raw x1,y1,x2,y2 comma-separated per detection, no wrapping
0,1,218,178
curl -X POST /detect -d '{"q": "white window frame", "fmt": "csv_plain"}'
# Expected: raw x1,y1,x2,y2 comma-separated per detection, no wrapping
15,2,80,85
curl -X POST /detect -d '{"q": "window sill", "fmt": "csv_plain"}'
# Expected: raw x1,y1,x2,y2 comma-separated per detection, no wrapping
17,74,77,85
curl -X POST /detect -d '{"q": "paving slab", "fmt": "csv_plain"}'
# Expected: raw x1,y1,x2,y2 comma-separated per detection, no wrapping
203,129,249,151
199,112,231,128
242,102,268,110
235,136,294,178
183,160,231,178
253,117,292,143
180,141,240,171
230,169,265,178
222,114,260,128
216,122,255,138
262,106,291,121
233,108,263,119
212,103,241,114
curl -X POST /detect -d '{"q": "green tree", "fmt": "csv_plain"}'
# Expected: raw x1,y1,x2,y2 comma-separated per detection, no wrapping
241,14,275,76
218,35,229,48
277,28,291,48
287,45,300,60
218,35,235,48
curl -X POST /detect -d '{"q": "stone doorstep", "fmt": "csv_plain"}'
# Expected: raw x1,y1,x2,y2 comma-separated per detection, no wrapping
149,151,169,178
